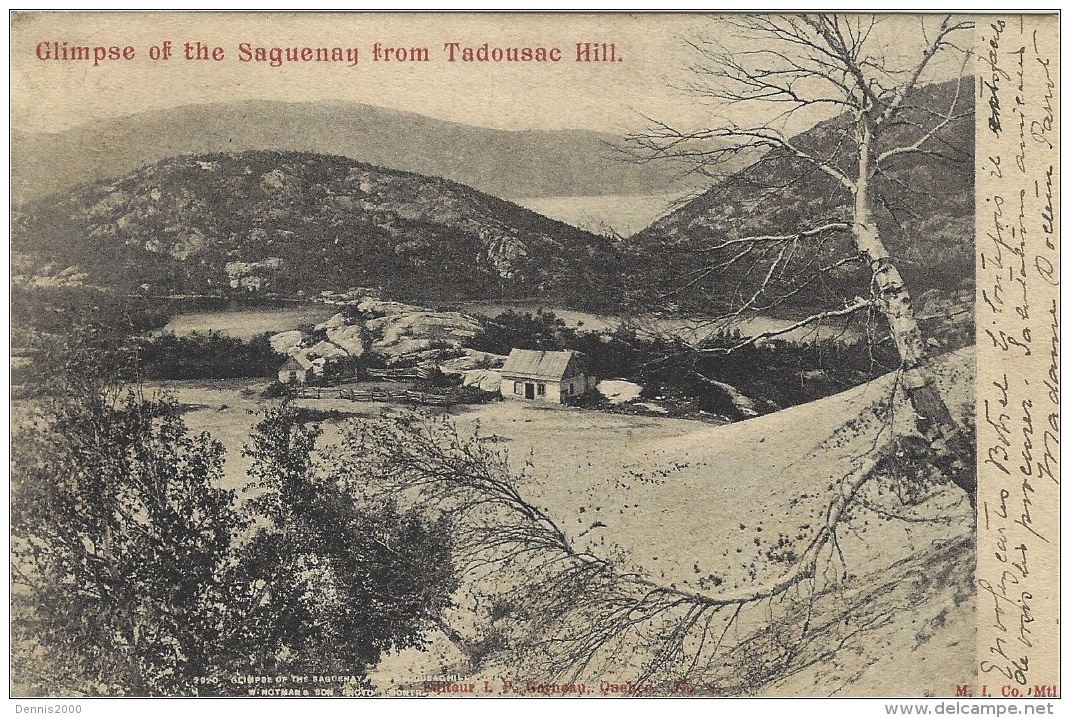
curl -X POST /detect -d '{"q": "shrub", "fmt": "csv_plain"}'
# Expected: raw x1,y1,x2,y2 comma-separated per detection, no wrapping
469,310,575,355
263,381,296,398
11,350,458,695
138,331,283,380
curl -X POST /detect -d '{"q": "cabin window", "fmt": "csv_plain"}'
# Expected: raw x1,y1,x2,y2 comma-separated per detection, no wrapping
513,381,522,395
537,383,546,396
568,382,574,395
288,370,298,383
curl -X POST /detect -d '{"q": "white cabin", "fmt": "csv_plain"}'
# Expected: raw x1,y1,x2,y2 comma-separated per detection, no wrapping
499,349,594,404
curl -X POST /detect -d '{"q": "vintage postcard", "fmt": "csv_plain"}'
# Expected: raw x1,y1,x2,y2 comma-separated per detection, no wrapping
8,11,1060,702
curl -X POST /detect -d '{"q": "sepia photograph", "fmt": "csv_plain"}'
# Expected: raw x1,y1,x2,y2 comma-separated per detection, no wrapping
8,11,1060,704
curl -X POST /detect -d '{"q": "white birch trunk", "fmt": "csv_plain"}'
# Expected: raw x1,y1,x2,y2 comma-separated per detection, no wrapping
853,128,976,504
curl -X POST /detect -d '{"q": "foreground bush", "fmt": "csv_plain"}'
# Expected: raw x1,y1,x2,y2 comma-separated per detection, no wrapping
11,353,457,696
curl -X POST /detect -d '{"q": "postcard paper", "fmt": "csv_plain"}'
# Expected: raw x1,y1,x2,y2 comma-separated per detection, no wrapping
8,11,1060,702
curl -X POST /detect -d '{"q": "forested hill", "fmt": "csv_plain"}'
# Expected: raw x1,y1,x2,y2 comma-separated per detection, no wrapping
11,150,618,306
620,79,975,313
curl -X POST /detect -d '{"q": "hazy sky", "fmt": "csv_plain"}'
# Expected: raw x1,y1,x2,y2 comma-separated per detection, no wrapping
12,12,971,136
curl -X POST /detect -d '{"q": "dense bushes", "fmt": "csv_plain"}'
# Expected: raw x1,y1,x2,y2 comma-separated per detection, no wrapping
468,309,575,354
11,348,458,695
138,331,281,380
11,284,173,341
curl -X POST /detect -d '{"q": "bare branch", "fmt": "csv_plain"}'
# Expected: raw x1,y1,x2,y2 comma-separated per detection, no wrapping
695,296,874,354
686,222,850,254
876,53,972,164
873,15,975,127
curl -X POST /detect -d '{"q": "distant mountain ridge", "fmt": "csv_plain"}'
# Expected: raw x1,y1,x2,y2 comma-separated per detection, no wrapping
11,150,618,306
12,101,700,204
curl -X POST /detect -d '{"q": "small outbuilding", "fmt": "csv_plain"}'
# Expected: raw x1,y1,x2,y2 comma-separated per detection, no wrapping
499,349,594,404
278,354,314,385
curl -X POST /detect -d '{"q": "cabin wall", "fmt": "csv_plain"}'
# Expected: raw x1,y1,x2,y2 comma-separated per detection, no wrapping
278,367,307,384
501,376,549,402
500,373,591,404
545,381,563,404
559,374,590,401
501,376,520,401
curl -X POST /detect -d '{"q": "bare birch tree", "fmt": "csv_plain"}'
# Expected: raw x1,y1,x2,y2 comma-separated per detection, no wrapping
627,13,976,503
342,14,979,693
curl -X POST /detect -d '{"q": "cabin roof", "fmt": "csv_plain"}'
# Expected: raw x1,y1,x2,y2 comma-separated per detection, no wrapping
281,354,314,371
500,349,583,380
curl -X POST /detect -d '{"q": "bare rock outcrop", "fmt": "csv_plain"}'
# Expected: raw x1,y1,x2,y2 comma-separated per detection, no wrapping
269,330,304,355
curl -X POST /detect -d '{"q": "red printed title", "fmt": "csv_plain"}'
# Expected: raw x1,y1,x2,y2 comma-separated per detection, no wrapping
34,40,623,67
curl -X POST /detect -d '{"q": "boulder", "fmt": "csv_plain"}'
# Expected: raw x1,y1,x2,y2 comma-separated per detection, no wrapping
378,337,435,360
357,299,422,316
326,325,365,356
270,330,303,354
308,340,349,359
315,312,347,331
367,310,483,362
597,379,643,405
462,369,502,393
439,349,508,374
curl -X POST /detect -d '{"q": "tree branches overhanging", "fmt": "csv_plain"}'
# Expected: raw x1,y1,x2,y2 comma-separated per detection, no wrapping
340,394,973,691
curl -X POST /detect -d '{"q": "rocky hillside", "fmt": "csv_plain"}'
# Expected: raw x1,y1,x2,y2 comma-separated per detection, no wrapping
622,79,974,313
11,150,617,305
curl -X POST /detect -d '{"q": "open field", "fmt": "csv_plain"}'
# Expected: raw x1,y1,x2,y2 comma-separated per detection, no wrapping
160,348,974,587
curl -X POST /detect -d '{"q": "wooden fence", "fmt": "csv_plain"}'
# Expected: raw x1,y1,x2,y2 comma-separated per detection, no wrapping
297,385,453,407
365,365,437,381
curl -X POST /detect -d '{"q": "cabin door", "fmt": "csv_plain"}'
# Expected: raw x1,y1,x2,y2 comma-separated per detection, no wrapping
525,383,535,400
